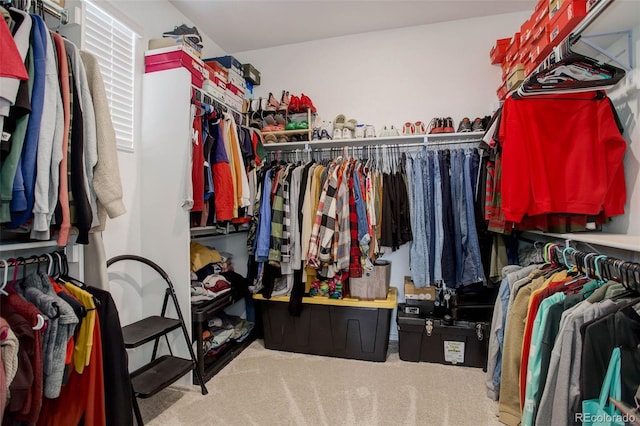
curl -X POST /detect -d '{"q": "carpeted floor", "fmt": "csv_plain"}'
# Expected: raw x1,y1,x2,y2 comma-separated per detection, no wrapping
139,340,501,426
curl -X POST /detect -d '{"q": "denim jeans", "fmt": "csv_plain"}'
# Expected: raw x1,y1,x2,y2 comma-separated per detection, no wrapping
407,154,429,287
432,151,444,283
461,148,485,284
422,152,435,284
450,149,465,287
439,150,456,288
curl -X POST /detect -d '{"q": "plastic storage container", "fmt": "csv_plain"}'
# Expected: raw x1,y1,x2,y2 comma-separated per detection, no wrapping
254,288,397,362
397,306,490,370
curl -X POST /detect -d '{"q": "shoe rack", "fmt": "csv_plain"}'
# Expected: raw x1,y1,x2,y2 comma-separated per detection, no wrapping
247,107,313,143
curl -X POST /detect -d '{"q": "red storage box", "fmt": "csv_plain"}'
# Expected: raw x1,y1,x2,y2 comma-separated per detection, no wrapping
497,81,509,100
548,0,587,44
490,38,510,64
520,17,535,46
145,45,205,87
225,82,244,98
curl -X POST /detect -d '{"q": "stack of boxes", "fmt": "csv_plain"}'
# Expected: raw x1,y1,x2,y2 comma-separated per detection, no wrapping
144,37,206,88
203,55,246,113
202,60,228,104
491,0,589,99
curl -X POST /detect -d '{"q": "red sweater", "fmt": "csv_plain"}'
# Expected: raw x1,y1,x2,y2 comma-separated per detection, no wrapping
500,92,626,222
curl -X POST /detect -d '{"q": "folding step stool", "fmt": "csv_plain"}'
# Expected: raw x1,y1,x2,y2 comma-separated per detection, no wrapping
107,255,208,426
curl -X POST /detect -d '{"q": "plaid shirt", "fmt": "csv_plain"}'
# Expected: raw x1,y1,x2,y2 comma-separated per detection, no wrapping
306,164,334,269
317,164,340,266
280,165,292,269
348,164,363,278
334,161,351,272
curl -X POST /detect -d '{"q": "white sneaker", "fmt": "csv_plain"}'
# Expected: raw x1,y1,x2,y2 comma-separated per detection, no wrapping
379,126,389,138
390,125,400,136
355,124,365,139
365,125,376,138
333,128,343,140
342,128,352,139
323,120,333,134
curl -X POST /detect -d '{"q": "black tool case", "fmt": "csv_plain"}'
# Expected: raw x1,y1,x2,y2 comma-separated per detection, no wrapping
397,305,490,370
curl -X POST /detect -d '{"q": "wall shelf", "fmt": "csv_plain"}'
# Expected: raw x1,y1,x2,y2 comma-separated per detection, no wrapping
524,230,640,252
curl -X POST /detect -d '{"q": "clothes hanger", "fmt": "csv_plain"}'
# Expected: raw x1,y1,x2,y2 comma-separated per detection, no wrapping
0,259,9,296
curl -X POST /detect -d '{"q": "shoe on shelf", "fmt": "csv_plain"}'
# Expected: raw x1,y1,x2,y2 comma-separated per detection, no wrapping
264,114,277,126
322,120,333,134
472,117,485,132
285,121,297,131
332,128,343,140
263,133,277,144
266,92,280,111
342,128,352,139
365,125,376,138
279,91,290,111
457,117,472,133
288,95,301,113
354,124,365,139
402,122,415,136
443,117,455,133
379,126,389,138
344,119,358,131
312,128,321,140
299,93,317,113
428,118,444,134
296,120,309,130
274,113,287,126
390,125,400,136
414,121,426,135
320,129,332,140
162,24,202,46
334,114,346,130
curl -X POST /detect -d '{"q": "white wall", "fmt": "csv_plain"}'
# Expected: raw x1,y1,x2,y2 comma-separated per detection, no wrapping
233,12,529,311
235,12,529,133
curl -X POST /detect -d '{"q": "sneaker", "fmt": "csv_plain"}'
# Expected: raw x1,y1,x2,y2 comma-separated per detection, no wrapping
414,121,426,135
365,125,376,138
389,125,400,136
457,117,472,132
443,117,455,133
312,128,321,140
402,122,415,136
163,24,203,46
355,124,365,139
320,129,332,140
471,117,485,132
342,128,352,139
428,118,444,134
379,126,389,138
332,128,343,140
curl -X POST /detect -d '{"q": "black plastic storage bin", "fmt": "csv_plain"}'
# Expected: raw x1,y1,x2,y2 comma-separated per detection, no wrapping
253,288,397,362
397,304,490,370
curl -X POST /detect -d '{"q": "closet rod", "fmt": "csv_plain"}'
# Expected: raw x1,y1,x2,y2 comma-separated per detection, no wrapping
263,135,484,152
37,0,68,25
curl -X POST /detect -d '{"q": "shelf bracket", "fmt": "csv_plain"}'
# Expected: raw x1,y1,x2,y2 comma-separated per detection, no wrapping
576,30,633,71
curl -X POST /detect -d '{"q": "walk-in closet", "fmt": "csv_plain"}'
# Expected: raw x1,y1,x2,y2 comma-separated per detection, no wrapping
1,0,639,425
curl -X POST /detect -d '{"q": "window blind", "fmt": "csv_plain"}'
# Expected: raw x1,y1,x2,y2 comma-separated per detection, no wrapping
83,0,136,151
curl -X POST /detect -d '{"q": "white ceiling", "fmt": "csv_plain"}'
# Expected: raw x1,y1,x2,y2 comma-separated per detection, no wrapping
168,0,536,54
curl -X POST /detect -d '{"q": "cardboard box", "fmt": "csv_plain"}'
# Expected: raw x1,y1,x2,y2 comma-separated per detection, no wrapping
205,55,242,74
404,276,436,301
148,37,202,58
227,69,246,90
548,0,587,43
242,63,261,85
144,45,205,87
202,81,225,104
490,38,510,64
507,65,526,91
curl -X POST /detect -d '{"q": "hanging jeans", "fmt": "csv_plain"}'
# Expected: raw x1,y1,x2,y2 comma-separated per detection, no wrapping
422,152,435,285
461,148,485,285
407,154,429,287
439,150,456,288
432,151,444,283
450,149,466,287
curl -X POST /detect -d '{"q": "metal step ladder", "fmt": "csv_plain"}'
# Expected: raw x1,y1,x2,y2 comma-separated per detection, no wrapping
107,255,208,425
